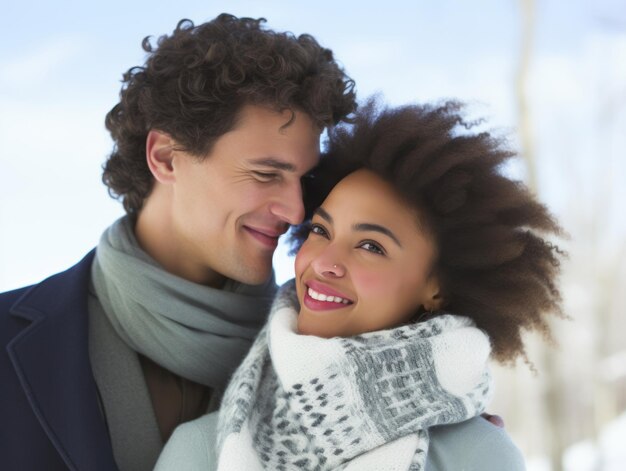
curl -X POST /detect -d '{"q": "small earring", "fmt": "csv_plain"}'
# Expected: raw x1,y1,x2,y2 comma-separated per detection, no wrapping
333,264,338,269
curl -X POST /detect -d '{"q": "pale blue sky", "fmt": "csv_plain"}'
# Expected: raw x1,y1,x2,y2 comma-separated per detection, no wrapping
1,0,624,290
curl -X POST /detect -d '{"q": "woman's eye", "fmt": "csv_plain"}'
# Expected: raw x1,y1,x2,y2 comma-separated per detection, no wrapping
360,241,385,255
310,223,329,238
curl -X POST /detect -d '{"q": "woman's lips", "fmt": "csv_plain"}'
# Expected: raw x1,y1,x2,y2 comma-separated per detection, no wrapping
302,281,354,311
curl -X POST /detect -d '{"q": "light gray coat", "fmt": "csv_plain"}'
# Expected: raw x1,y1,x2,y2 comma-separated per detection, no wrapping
155,411,526,470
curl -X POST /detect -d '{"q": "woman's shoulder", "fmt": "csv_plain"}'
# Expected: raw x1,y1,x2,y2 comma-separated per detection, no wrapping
154,413,219,471
427,416,526,471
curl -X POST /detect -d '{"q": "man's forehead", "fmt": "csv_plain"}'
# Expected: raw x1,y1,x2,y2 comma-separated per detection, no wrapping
231,101,319,127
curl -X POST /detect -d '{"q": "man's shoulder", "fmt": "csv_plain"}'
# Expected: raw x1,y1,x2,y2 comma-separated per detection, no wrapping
0,250,96,333
0,284,37,342
427,416,526,471
0,285,33,308
1,249,96,292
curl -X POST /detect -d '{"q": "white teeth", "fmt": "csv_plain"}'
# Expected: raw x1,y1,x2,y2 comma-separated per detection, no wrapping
307,287,350,304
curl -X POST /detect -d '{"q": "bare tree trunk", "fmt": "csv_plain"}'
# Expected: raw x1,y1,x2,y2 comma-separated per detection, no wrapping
517,0,537,193
586,54,626,470
516,1,565,469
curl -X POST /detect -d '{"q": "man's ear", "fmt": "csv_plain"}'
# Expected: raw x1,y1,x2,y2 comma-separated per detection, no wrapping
146,130,176,184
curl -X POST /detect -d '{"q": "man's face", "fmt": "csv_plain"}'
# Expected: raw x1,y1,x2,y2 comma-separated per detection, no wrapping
157,105,320,286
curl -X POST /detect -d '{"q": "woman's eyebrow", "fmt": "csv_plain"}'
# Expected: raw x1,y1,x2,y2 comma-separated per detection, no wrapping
313,207,333,223
314,207,402,248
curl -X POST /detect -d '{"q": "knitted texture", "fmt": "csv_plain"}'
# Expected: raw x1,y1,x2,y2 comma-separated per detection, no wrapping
216,282,492,471
92,216,276,389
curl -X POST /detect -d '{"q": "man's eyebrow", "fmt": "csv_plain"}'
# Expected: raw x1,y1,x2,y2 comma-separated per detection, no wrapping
313,208,403,248
353,223,403,248
248,158,296,172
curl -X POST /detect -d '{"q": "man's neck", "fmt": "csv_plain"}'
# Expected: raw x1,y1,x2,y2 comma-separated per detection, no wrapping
133,190,226,288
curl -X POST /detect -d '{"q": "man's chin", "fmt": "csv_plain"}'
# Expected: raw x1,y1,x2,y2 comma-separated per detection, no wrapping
235,264,274,286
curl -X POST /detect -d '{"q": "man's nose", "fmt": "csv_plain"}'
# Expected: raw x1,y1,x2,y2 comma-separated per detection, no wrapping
269,182,305,225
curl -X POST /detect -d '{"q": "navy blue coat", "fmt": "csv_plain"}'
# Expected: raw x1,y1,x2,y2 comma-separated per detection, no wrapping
0,250,119,471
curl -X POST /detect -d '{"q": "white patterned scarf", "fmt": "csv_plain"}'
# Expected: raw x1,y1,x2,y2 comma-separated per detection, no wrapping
91,216,277,390
216,281,493,471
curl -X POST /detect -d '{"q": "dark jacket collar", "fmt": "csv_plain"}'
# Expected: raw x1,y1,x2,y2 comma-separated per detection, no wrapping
8,249,118,470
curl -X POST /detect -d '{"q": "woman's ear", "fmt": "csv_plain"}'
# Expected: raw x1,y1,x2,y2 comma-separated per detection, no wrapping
422,278,444,313
146,130,176,184
424,294,444,313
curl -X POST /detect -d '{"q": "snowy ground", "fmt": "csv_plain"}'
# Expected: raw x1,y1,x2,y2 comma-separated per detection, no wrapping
527,411,626,471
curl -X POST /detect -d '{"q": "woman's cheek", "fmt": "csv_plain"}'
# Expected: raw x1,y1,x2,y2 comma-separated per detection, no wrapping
354,270,391,298
294,244,312,279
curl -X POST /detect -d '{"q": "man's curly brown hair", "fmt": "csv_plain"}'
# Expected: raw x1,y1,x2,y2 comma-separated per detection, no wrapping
291,99,566,363
103,13,356,215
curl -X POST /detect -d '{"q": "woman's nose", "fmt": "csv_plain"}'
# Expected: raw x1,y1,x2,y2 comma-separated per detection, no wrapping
312,256,345,278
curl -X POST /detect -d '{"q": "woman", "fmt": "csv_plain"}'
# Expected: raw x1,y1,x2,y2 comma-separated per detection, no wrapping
155,100,564,470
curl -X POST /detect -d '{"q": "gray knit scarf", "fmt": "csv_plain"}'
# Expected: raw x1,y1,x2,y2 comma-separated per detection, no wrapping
91,216,277,390
216,282,493,471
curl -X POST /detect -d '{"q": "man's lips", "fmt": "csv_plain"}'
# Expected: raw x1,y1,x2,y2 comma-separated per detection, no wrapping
302,280,354,311
243,226,284,249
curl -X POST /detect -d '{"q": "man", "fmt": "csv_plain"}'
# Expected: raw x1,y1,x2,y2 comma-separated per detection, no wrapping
0,14,356,471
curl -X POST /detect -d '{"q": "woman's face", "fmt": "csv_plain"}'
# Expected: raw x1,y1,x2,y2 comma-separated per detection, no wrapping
295,169,441,338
